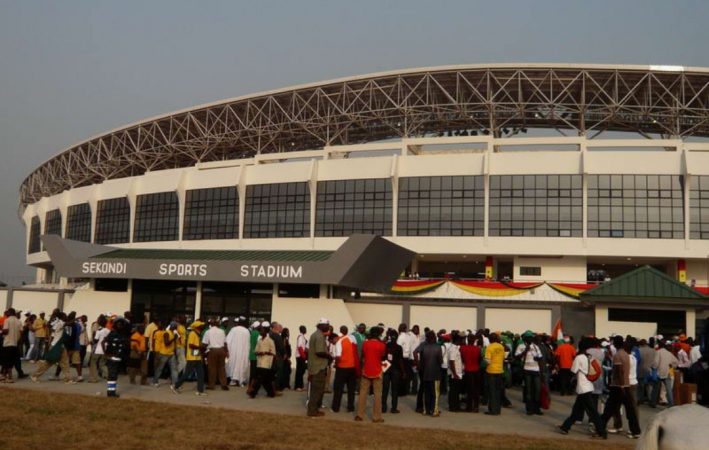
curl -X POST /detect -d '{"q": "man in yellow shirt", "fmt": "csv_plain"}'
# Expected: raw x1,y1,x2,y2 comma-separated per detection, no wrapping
173,321,206,395
175,315,188,375
32,312,47,362
484,333,505,415
151,322,178,388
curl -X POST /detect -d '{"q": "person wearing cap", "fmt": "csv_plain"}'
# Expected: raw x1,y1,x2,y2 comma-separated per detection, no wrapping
103,317,129,397
307,318,332,417
515,330,544,416
226,316,251,387
173,321,207,395
250,321,277,398
203,318,229,391
555,336,576,396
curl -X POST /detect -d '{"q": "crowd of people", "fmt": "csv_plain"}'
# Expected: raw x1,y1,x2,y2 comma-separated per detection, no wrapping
2,306,708,440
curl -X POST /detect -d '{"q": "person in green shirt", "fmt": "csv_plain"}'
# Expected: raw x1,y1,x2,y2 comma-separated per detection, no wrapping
307,318,332,417
246,321,261,395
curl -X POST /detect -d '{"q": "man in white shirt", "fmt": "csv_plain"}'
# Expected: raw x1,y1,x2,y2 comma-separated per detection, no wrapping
88,316,110,382
559,337,607,439
294,325,309,391
1,309,23,381
409,324,422,394
514,330,543,415
447,333,464,412
203,319,228,390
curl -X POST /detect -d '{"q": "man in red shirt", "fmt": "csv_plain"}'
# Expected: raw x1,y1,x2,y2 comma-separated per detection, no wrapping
459,333,483,412
355,326,386,423
555,337,576,396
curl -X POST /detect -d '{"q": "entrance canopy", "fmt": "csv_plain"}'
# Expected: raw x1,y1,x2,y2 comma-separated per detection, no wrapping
580,265,708,307
42,234,414,292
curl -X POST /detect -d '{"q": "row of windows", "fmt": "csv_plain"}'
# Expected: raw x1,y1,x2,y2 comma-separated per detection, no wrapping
25,175,709,252
587,175,685,239
490,175,583,237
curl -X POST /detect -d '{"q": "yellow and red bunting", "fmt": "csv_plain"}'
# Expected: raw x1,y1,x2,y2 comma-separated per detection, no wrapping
547,282,597,298
450,280,541,297
390,279,445,294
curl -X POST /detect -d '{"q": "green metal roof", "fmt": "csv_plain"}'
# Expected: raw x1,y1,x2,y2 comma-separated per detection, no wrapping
93,248,333,262
581,265,706,300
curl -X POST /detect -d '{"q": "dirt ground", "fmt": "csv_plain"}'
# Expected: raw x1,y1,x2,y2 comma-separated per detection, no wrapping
0,387,633,450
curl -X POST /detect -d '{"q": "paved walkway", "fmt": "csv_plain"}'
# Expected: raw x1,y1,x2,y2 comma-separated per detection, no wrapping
7,361,658,443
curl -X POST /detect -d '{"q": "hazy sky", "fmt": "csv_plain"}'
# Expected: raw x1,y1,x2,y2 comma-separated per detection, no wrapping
1,0,708,284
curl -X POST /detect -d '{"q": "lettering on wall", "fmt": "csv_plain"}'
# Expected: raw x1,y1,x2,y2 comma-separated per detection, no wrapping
158,263,208,277
240,264,303,279
81,261,127,275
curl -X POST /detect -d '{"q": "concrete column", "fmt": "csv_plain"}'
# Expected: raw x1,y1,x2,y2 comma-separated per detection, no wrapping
686,309,696,339
551,305,561,333
194,281,203,319
319,284,328,299
57,291,65,311
401,302,411,326
476,305,485,330
5,288,13,309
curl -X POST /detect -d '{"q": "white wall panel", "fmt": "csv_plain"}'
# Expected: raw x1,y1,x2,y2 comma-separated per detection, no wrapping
485,308,551,334
346,302,402,330
409,305,477,332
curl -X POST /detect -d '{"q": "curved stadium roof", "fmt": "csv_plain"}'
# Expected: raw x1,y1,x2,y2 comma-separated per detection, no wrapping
20,63,709,207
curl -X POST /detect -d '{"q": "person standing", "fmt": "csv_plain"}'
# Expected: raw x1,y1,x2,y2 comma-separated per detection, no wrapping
1,308,22,382
249,321,277,398
601,335,641,439
396,323,413,397
650,341,679,408
226,317,251,387
558,338,607,439
103,318,129,397
484,333,505,415
63,312,84,382
174,321,207,395
307,318,331,417
637,339,655,404
415,330,444,417
89,316,110,382
355,326,386,423
175,315,188,376
32,311,47,362
447,333,464,412
383,329,405,414
515,330,543,415
555,337,576,396
460,333,482,412
128,324,148,385
294,325,308,391
152,321,179,388
246,321,260,395
331,325,358,413
203,319,229,391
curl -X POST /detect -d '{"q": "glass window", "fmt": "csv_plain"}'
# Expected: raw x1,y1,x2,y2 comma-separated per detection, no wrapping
28,216,41,254
690,175,709,239
398,175,483,236
183,186,238,240
95,197,131,244
66,203,92,242
44,209,62,237
316,178,392,236
200,282,272,323
588,175,684,239
489,175,582,237
134,191,179,242
244,182,310,238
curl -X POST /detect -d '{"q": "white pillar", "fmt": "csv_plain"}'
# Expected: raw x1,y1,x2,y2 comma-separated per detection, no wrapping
686,309,696,339
194,281,203,319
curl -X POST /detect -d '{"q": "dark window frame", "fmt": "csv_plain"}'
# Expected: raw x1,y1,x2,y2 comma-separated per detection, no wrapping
133,191,179,242
183,186,238,240
95,197,131,244
66,203,92,242
315,178,393,236
244,182,310,238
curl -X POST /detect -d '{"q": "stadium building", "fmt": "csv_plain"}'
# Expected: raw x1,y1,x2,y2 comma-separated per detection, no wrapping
4,64,709,338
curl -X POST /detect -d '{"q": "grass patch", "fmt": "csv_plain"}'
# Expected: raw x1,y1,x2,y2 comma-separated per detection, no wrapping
0,387,632,450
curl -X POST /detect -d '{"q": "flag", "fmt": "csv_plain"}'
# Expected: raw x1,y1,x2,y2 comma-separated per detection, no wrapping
551,319,563,343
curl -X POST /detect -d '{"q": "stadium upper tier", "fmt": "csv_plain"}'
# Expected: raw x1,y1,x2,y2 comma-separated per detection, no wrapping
19,64,709,207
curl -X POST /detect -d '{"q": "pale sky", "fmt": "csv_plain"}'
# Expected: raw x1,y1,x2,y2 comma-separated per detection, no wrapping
1,0,708,284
